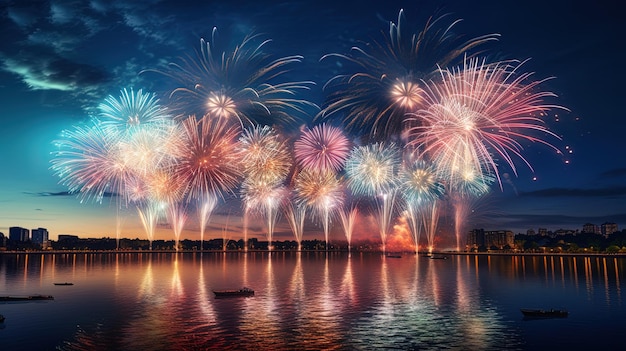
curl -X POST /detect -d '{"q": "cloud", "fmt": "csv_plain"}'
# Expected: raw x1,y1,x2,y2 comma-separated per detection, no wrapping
600,168,626,178
520,186,626,198
1,50,109,92
492,212,626,232
26,191,116,198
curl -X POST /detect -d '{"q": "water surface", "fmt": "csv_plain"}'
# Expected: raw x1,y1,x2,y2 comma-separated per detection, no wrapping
0,252,624,350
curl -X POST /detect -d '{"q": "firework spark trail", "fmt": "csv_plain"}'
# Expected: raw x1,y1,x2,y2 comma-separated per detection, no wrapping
422,199,441,255
151,28,316,127
240,178,286,251
284,201,307,251
407,57,565,188
294,170,344,250
345,143,400,253
167,201,188,251
317,9,498,140
198,196,217,250
137,201,162,250
398,159,444,252
294,124,350,173
339,205,358,253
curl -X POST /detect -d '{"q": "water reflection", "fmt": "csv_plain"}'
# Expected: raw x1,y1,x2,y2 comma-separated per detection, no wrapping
0,253,624,350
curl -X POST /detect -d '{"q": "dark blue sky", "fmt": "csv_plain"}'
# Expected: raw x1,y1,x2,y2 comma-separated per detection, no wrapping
0,0,624,241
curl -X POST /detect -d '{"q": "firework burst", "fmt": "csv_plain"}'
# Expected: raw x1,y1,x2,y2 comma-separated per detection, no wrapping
239,125,291,184
98,88,171,135
317,9,498,140
153,28,316,127
294,123,351,173
407,57,565,188
345,142,401,253
173,114,243,201
50,120,127,204
294,170,344,248
345,142,401,196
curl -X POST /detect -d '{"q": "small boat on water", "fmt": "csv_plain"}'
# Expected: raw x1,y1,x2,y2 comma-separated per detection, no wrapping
429,255,448,260
0,314,5,322
213,287,254,298
520,308,568,318
386,254,402,258
0,294,54,302
54,282,74,286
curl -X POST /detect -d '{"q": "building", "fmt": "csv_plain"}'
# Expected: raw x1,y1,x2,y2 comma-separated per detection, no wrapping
582,223,600,234
601,222,618,237
538,228,548,236
526,229,536,236
31,228,49,245
467,229,486,248
467,229,514,250
9,227,30,242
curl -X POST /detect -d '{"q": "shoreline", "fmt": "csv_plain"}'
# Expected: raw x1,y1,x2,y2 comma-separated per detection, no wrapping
1,249,625,258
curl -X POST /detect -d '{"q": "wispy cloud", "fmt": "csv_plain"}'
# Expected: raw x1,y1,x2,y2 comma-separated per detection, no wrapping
520,186,626,198
600,168,626,178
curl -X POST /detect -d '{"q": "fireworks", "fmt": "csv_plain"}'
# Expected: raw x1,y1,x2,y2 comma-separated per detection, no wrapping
173,114,243,201
154,28,316,127
98,88,171,135
239,125,292,185
49,12,567,252
294,170,344,249
294,124,351,173
50,120,127,204
317,9,498,140
399,158,444,206
406,57,564,188
284,201,307,251
345,143,401,197
240,177,286,251
339,205,358,252
345,142,401,253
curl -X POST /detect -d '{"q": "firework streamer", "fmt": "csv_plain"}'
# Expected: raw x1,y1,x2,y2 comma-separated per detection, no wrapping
317,9,498,140
151,28,316,127
339,205,358,254
294,170,344,251
345,143,400,254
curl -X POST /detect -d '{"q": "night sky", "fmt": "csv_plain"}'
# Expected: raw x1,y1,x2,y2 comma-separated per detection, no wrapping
0,0,624,246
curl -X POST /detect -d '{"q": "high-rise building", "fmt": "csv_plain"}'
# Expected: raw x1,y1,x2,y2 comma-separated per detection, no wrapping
31,228,49,245
467,229,514,250
9,227,30,241
582,223,599,234
601,222,618,237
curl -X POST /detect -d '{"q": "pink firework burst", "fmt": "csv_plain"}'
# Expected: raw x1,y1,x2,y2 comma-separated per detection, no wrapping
406,57,566,188
294,124,350,173
172,114,243,201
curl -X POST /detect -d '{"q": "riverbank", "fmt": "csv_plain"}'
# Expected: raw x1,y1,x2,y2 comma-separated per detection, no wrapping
1,249,625,258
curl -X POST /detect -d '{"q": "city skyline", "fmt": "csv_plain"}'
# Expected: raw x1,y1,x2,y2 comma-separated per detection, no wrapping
0,0,624,249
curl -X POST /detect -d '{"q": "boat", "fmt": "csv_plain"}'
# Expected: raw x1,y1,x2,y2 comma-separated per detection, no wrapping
429,255,448,260
53,282,74,286
0,295,54,302
213,287,254,298
0,314,5,323
520,308,568,318
386,254,402,258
